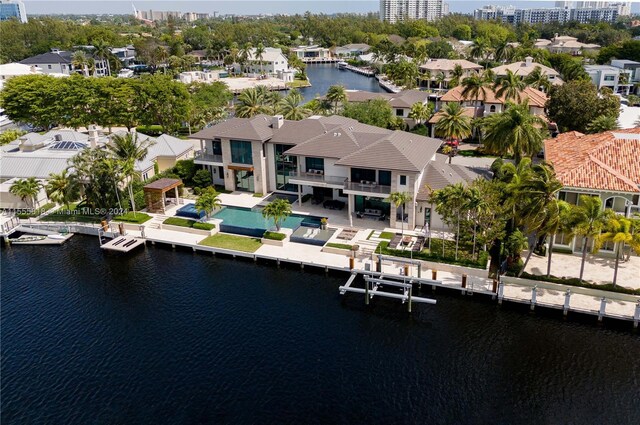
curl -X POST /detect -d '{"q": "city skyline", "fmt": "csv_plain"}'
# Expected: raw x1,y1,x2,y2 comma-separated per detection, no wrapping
19,1,640,16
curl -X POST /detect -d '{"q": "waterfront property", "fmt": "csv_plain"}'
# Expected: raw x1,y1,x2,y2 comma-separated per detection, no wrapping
20,48,110,76
331,43,371,58
610,59,640,95
584,64,634,96
290,45,333,63
190,114,472,231
236,47,289,76
539,35,600,56
544,128,640,254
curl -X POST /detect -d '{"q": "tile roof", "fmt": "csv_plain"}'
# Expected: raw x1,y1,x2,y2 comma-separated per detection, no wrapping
189,114,275,142
440,86,548,108
428,106,476,123
388,90,430,108
491,60,561,79
544,128,640,193
416,154,487,201
419,59,482,72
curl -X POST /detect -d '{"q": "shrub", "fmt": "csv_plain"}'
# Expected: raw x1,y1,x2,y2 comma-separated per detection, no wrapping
193,169,212,188
164,217,215,230
379,241,489,269
263,231,286,240
136,125,163,136
253,193,264,198
193,222,215,231
516,272,640,296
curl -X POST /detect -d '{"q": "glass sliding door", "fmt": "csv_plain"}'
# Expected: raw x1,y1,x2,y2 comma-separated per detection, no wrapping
235,170,254,192
274,144,298,192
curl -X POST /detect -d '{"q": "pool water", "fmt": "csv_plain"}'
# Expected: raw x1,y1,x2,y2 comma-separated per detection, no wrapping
175,203,205,220
213,206,322,237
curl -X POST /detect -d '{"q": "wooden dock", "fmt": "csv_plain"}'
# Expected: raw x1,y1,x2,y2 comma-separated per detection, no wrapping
100,235,145,253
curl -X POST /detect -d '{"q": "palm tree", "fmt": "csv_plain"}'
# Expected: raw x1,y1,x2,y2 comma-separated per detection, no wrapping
254,42,266,75
494,41,514,63
9,177,41,208
544,200,573,277
261,198,292,231
92,39,112,76
408,102,432,126
429,184,467,259
586,115,619,134
278,89,311,120
434,102,472,143
594,215,640,287
470,38,490,62
239,42,252,73
326,85,347,114
434,72,446,91
195,187,221,220
494,69,526,102
387,191,412,238
236,88,268,118
71,51,89,76
107,132,155,216
46,169,79,209
449,64,464,88
515,163,564,277
419,69,432,90
570,196,608,282
461,72,491,119
154,46,169,72
481,101,547,163
524,66,551,93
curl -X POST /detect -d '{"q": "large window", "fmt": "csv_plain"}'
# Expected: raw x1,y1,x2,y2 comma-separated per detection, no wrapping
351,168,376,183
305,157,324,172
274,144,297,192
378,170,391,186
212,139,222,156
230,140,252,164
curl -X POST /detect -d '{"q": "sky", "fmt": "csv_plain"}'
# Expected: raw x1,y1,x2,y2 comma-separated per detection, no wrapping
22,1,640,16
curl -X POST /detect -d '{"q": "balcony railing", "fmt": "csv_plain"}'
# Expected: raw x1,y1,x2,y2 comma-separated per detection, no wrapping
194,151,223,163
343,180,392,196
287,171,347,187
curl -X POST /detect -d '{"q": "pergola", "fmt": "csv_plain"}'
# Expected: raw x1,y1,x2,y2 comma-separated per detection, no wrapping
143,178,183,214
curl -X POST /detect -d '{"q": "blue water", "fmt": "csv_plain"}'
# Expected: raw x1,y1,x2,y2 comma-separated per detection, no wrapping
299,64,383,103
213,206,321,234
2,237,640,424
175,203,205,219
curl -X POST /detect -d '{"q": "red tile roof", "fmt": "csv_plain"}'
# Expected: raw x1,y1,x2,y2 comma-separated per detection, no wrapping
544,128,640,193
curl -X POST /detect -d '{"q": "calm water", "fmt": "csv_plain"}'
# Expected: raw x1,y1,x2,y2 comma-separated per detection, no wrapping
299,64,383,103
2,236,640,424
213,206,322,230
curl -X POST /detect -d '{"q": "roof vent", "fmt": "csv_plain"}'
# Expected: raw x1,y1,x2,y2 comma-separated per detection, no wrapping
54,134,63,141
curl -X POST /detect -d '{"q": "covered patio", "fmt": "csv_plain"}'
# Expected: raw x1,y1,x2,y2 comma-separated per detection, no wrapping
144,178,183,214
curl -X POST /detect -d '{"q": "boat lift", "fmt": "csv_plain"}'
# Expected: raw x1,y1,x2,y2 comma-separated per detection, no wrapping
339,271,437,312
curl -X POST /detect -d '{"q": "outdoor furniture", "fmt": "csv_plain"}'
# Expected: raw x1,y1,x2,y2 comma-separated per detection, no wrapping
323,200,346,210
402,236,412,246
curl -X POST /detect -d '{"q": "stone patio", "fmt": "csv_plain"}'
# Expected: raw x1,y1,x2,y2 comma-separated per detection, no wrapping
524,251,640,290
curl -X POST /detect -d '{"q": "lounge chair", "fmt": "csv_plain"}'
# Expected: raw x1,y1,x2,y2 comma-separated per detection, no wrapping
302,228,313,238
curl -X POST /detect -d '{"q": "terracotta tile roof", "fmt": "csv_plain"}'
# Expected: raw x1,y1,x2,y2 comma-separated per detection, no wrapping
428,107,476,124
419,59,482,72
544,128,640,193
440,86,548,108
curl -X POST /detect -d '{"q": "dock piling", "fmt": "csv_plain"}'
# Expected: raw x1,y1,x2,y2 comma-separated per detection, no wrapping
634,301,640,329
563,290,571,317
598,297,607,322
530,286,537,310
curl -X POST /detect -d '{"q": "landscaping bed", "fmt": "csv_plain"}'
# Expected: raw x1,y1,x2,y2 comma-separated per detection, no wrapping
38,203,102,223
516,271,640,296
199,234,262,252
378,240,490,269
163,217,215,230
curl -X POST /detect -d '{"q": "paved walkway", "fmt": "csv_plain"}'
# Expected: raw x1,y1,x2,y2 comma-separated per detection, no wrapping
524,251,640,289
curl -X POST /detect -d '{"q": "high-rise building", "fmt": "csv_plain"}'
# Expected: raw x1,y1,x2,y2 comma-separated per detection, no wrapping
379,0,444,23
474,3,630,25
0,0,27,23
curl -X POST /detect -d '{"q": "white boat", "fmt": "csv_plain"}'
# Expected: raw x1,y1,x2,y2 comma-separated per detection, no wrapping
117,69,135,78
337,61,348,70
9,233,74,245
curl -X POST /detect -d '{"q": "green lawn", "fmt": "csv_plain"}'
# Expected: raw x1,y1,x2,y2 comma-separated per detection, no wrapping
286,79,311,88
199,233,262,252
164,217,215,230
38,203,102,223
367,230,395,240
326,242,354,250
114,212,152,224
16,202,55,219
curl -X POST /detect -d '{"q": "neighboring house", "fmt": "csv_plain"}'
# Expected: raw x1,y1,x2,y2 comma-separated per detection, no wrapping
584,64,634,95
178,70,228,84
237,47,289,76
437,85,548,115
290,45,332,62
0,62,42,90
418,59,483,90
544,128,640,255
190,114,486,231
491,56,563,86
106,131,194,181
20,49,110,76
331,43,371,58
0,178,48,209
334,90,432,128
541,35,600,56
610,59,640,95
110,46,137,67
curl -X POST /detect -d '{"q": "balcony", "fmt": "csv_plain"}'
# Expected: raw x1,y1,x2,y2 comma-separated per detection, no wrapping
194,151,223,164
287,171,347,188
343,180,391,197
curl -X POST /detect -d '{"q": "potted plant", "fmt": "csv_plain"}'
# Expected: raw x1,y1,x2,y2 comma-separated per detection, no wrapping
320,217,328,230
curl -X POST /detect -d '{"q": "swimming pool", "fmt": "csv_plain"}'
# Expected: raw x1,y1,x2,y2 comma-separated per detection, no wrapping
175,203,205,220
213,206,322,237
